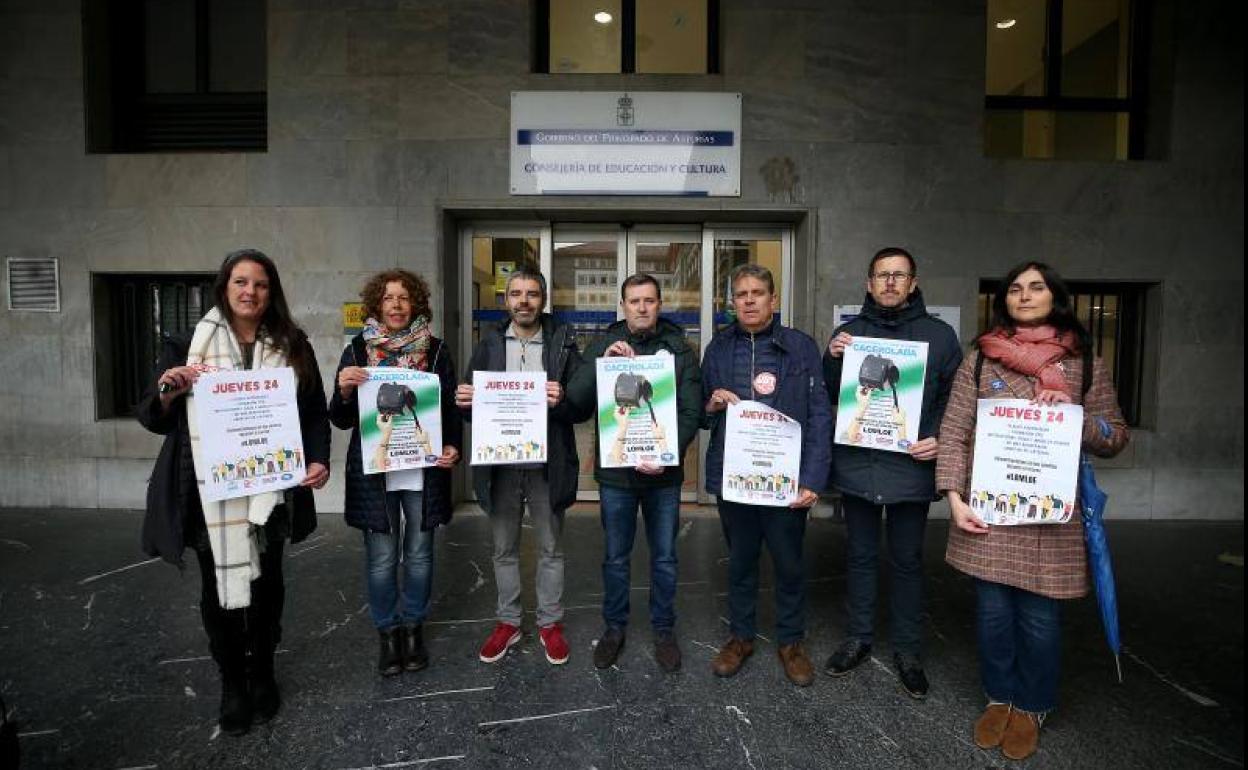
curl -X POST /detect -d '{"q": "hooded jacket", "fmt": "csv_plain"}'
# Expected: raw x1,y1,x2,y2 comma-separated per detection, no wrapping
565,317,703,490
822,289,963,504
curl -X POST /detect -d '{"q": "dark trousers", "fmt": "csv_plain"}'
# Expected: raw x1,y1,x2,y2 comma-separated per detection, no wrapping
842,495,930,655
599,483,681,633
717,498,809,645
194,540,286,680
975,579,1062,713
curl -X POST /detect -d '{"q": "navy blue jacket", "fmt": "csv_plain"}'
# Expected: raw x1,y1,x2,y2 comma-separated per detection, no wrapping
328,334,462,533
460,314,587,513
701,321,832,498
822,290,963,504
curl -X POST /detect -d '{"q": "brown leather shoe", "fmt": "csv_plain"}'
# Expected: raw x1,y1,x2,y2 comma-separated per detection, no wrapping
711,637,754,677
777,642,815,687
973,703,1012,749
1000,709,1040,761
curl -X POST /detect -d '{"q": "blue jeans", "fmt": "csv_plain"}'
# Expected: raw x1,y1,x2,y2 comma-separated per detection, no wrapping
599,483,680,633
717,498,809,645
364,490,434,631
843,496,929,655
975,579,1062,713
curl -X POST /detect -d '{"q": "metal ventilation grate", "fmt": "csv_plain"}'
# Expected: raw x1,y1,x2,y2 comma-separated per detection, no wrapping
7,257,61,312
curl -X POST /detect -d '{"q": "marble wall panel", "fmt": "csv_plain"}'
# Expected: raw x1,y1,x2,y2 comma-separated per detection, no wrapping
347,6,449,75
0,76,84,145
397,141,450,204
728,77,852,144
269,76,398,141
9,143,105,209
274,207,399,274
1159,281,1245,348
105,155,249,208
269,10,348,77
112,420,163,460
1151,468,1245,520
721,6,808,78
803,9,907,82
0,11,80,78
346,140,400,205
396,75,517,141
47,458,99,508
0,457,50,507
739,141,815,204
0,147,10,209
0,334,63,396
903,145,1006,213
844,74,982,147
146,207,282,269
904,11,983,82
1002,162,1126,217
246,141,351,206
95,458,153,510
446,0,530,77
1095,468,1155,519
443,140,510,200
81,208,150,269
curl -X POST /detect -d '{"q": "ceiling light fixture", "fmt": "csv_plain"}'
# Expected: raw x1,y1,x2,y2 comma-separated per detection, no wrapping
594,11,613,24
995,18,1017,29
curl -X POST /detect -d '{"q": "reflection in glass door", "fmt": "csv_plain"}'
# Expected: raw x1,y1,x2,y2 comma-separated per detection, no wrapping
709,229,791,333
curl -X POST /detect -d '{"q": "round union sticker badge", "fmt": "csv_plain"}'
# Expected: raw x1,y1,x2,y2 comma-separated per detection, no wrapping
753,371,777,395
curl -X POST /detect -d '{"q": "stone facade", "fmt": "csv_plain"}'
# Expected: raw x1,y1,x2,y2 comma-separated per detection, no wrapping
0,0,1241,517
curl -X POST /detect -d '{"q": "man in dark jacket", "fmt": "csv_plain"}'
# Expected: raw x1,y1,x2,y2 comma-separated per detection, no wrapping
564,273,702,673
821,246,962,699
455,268,588,666
702,263,832,687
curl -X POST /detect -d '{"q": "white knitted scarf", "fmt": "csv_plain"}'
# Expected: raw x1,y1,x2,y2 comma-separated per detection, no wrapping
185,307,290,610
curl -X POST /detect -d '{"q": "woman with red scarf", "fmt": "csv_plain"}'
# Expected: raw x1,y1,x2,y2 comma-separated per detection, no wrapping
329,270,462,677
936,262,1128,761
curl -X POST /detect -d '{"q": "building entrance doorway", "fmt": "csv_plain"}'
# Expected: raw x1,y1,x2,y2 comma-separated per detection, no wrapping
461,222,792,502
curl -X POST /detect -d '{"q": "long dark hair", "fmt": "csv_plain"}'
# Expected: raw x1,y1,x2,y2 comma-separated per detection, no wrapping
213,249,315,386
984,261,1091,352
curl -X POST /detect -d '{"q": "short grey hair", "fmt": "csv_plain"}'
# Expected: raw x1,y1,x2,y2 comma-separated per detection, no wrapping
729,263,775,295
505,267,548,307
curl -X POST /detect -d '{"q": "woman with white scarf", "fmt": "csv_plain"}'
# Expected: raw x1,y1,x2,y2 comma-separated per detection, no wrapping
329,269,462,677
138,249,331,737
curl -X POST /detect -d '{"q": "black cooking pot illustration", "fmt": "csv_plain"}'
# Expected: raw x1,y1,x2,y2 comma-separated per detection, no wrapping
376,382,421,429
858,354,901,408
614,372,657,425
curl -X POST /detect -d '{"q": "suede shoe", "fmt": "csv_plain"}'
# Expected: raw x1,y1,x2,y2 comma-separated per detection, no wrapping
539,623,570,665
973,703,1012,749
893,652,929,699
402,625,429,672
711,637,754,678
479,622,522,663
1001,709,1040,761
250,674,280,724
218,676,251,736
778,642,815,687
377,629,402,677
654,632,682,673
824,638,872,677
593,627,626,669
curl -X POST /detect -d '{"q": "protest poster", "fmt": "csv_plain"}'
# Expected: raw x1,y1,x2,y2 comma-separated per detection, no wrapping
833,336,928,454
357,367,443,474
194,368,306,503
470,370,548,465
721,400,802,507
970,399,1083,526
595,354,680,468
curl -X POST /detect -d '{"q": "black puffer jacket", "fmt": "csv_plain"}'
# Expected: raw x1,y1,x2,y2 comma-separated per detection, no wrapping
137,333,331,567
328,334,463,533
461,314,587,513
822,290,963,504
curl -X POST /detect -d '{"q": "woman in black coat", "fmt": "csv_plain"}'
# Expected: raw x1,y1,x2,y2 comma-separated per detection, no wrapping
328,269,462,677
137,249,331,737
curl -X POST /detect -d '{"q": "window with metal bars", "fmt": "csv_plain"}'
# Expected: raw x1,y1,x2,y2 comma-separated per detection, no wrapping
93,273,215,419
977,280,1153,426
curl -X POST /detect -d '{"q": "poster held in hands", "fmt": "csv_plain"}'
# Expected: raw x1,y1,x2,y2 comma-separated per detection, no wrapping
470,370,548,465
357,367,443,474
833,336,928,454
721,400,802,507
969,399,1083,526
595,354,680,468
194,368,306,503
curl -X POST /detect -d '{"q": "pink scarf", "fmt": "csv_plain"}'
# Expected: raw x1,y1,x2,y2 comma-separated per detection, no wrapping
977,325,1079,395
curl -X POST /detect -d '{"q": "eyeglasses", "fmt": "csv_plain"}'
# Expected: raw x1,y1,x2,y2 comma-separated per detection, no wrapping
870,272,913,284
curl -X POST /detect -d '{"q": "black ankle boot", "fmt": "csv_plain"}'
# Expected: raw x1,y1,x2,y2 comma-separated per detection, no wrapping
402,625,428,672
250,655,280,724
378,629,402,676
219,675,252,736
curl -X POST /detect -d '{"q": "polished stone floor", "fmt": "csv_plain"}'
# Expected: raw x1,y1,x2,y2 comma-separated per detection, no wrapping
0,506,1242,769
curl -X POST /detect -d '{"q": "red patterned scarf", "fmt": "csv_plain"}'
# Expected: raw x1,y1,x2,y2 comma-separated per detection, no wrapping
977,325,1079,395
363,316,431,370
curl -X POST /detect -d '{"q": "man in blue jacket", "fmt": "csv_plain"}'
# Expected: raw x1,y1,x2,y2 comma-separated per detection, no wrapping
702,263,832,686
821,247,962,699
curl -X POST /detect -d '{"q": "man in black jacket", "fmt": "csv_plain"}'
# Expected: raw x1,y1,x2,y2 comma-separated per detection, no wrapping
564,273,703,673
822,247,962,698
455,268,588,666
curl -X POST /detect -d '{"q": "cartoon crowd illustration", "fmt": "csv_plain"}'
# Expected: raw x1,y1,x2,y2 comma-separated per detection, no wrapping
724,472,798,499
209,446,304,483
474,440,545,463
969,488,1072,523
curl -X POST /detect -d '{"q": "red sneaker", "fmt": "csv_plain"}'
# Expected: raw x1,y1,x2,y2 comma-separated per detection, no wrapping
539,623,570,665
479,622,522,663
